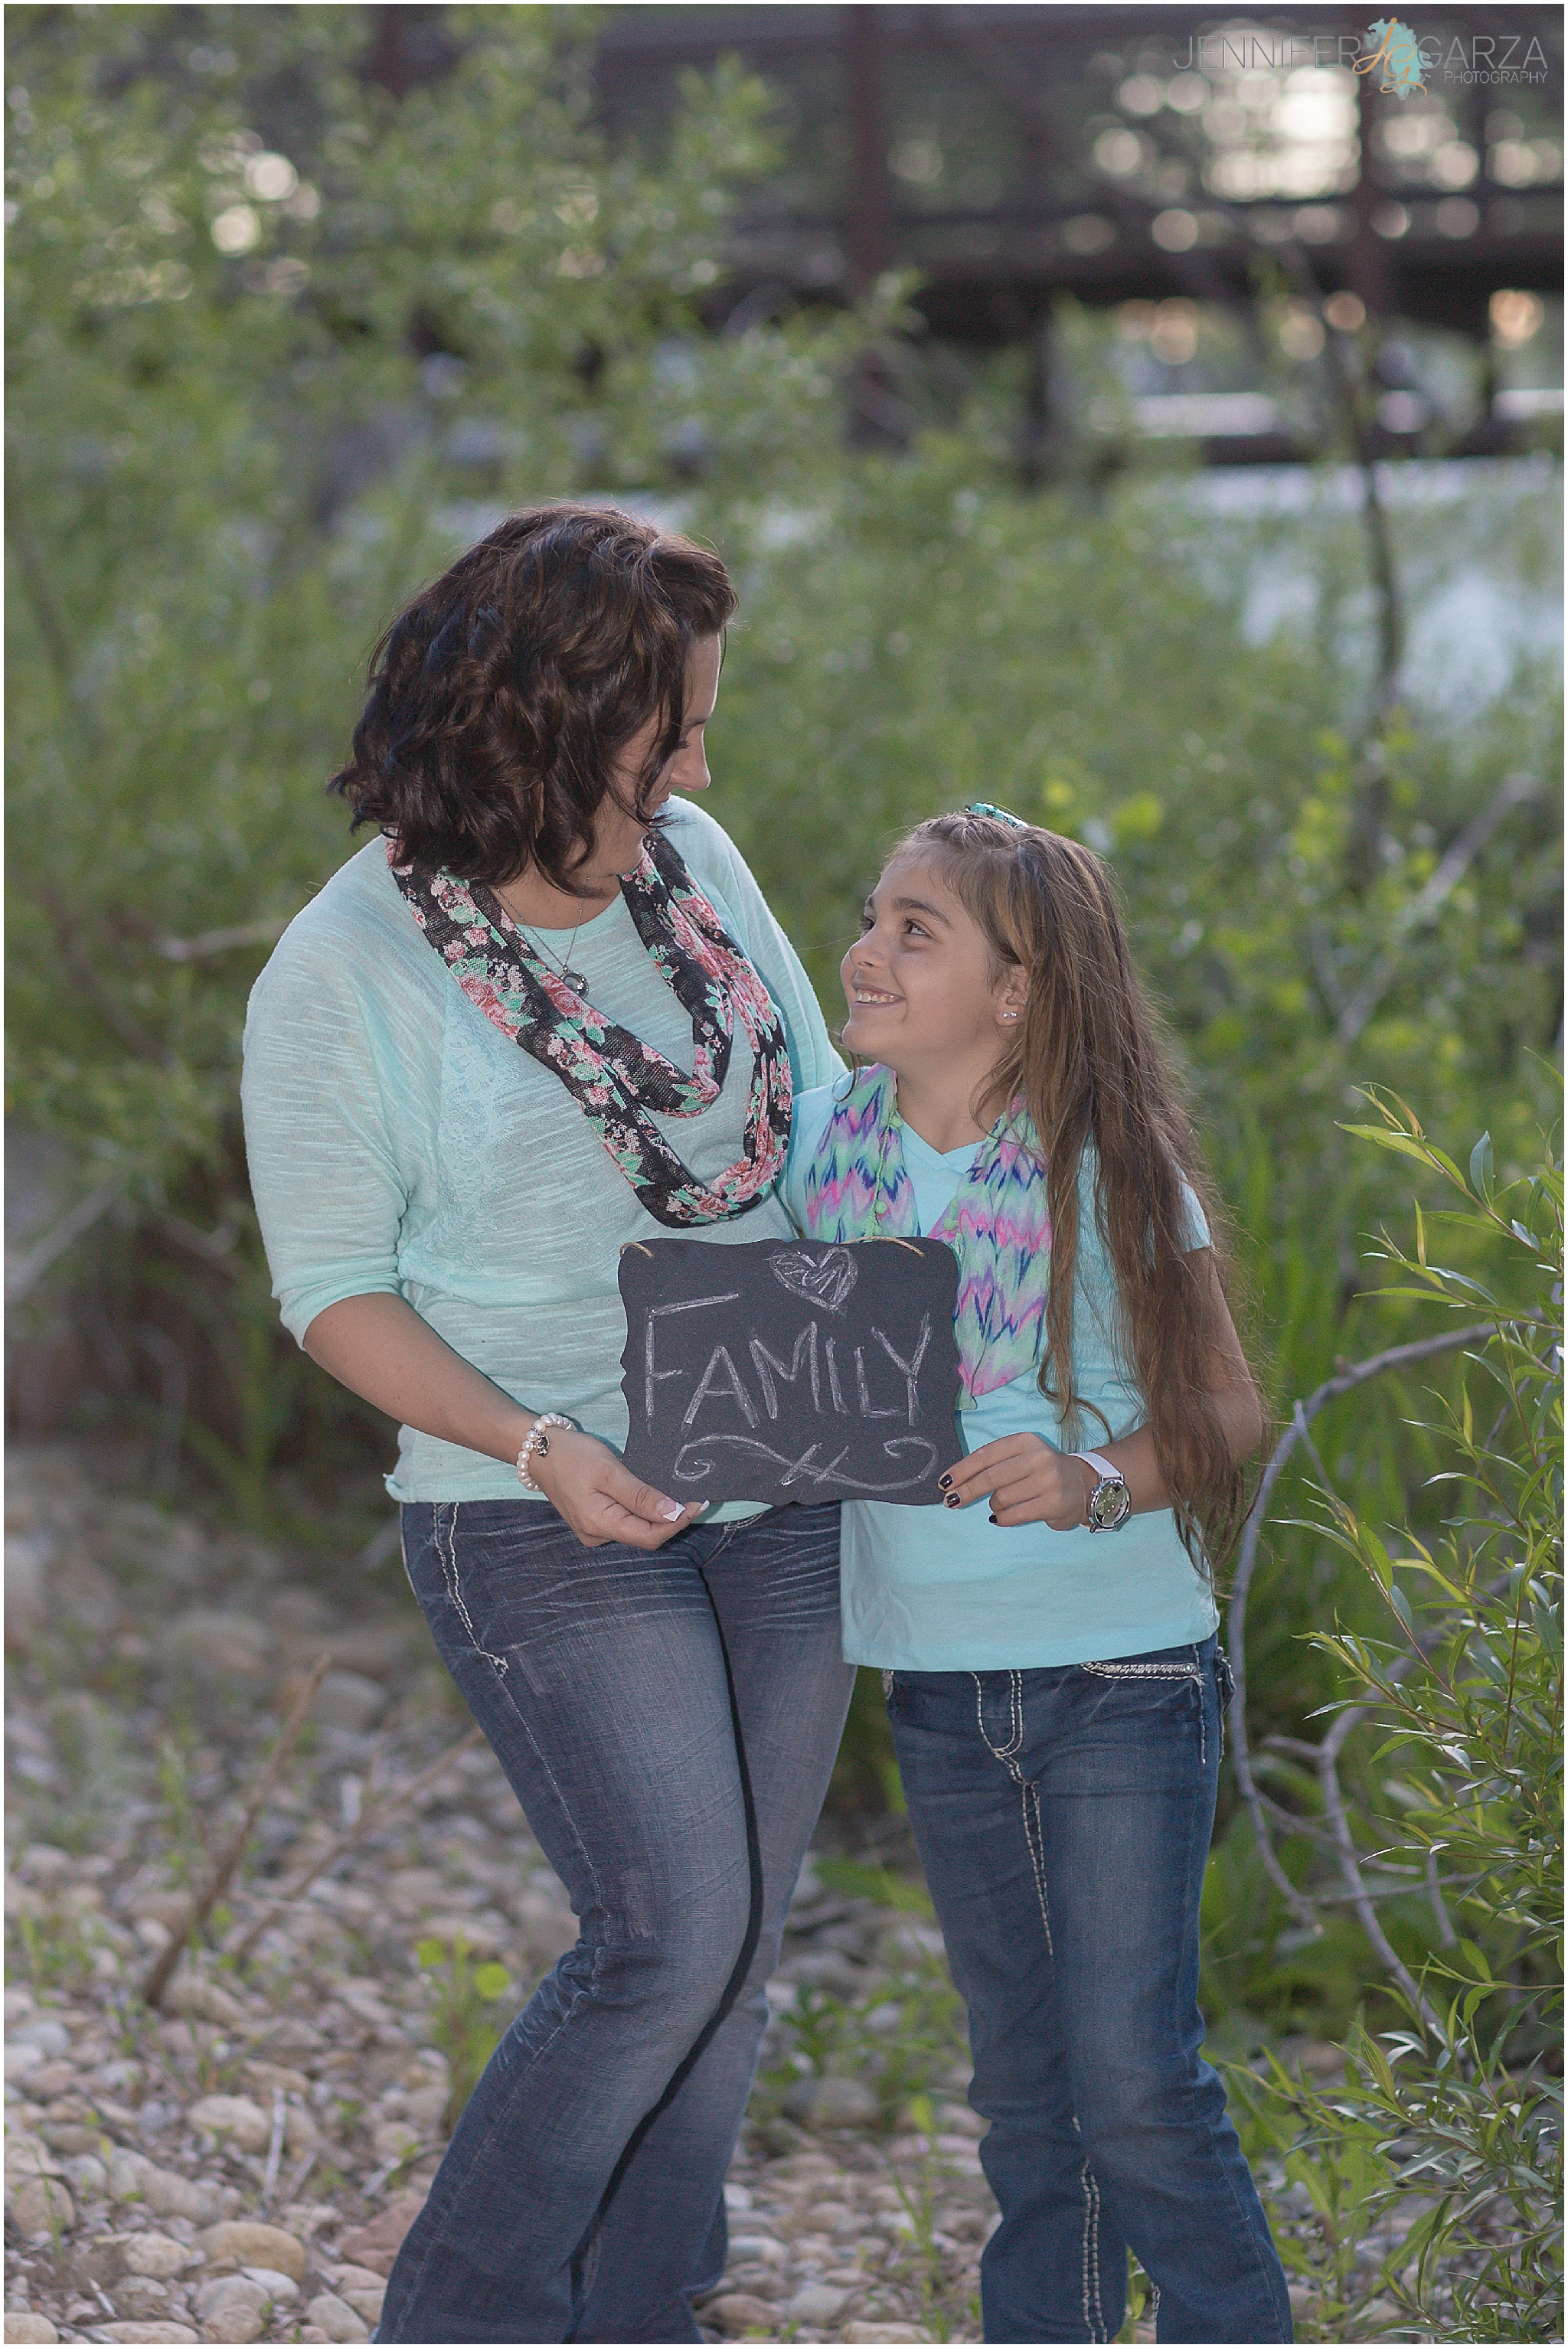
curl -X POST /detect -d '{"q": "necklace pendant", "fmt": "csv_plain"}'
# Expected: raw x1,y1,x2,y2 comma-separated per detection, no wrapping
561,970,588,994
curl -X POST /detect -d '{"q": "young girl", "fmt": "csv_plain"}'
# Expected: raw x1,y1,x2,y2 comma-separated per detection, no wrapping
785,809,1292,2345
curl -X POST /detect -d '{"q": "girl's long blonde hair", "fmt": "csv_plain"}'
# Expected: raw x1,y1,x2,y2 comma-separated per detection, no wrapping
900,809,1258,1570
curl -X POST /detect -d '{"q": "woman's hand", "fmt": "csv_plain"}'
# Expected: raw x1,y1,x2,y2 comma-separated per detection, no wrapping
528,1427,703,1551
939,1435,1093,1530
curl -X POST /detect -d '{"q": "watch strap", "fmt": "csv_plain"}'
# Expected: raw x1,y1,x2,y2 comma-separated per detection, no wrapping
1074,1450,1121,1484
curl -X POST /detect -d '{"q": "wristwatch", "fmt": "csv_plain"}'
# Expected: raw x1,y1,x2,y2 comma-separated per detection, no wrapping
1072,1450,1132,1533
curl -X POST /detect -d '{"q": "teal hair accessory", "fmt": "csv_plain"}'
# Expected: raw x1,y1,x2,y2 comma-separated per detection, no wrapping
964,801,1027,828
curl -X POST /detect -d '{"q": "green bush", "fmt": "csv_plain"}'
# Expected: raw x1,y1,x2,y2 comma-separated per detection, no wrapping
1230,1099,1562,2341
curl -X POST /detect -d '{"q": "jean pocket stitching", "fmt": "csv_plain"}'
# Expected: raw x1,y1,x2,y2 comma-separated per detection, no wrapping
1080,1658,1201,1680
972,1670,1027,1764
434,1501,511,1677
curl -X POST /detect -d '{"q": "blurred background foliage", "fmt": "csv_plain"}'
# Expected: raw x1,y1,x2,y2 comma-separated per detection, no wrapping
5,2,1562,2083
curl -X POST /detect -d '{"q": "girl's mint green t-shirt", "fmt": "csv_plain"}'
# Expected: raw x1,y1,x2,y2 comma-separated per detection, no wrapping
242,801,840,1507
784,1080,1220,1670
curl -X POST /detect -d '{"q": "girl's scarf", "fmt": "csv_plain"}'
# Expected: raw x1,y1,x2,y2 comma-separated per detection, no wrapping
389,828,790,1228
800,1064,1050,1403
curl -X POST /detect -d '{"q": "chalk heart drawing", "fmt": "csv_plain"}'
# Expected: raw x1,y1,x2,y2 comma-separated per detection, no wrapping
768,1246,858,1314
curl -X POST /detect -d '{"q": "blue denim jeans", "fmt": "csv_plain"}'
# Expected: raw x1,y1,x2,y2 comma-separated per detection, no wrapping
887,1636,1292,2344
377,1500,852,2343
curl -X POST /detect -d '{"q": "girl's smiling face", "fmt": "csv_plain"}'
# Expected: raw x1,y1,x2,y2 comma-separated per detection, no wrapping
840,852,1025,1076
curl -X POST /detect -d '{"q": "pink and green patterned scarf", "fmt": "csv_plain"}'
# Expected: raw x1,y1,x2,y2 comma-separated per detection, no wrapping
800,1064,1050,1403
390,828,790,1227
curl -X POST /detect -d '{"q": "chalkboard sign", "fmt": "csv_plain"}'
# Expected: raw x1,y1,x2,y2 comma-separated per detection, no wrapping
618,1236,961,1507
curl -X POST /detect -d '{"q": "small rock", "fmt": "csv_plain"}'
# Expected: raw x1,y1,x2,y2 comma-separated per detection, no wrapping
337,2190,425,2278
7,2177,75,2235
193,2220,308,2283
5,2138,60,2180
305,2291,373,2342
341,2286,386,2324
786,2281,851,2324
4,2043,43,2081
122,2232,196,2278
187,2092,272,2154
782,2074,881,2128
168,1608,272,1677
312,1669,388,1732
93,2327,198,2344
8,2019,70,2059
707,2293,784,2338
24,2060,77,2098
194,2275,270,2340
60,2152,108,2197
729,2233,789,2268
240,2267,299,2300
163,1974,250,2029
330,2266,389,2295
843,2326,936,2343
3,2317,60,2343
115,2277,175,2320
371,2118,422,2163
108,2149,215,2222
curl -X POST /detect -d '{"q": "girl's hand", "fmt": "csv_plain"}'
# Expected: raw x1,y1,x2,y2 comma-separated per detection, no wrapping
939,1435,1093,1531
528,1428,702,1550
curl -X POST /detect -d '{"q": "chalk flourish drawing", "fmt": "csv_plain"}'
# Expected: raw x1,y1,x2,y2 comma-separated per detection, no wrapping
767,1246,858,1314
671,1432,939,1494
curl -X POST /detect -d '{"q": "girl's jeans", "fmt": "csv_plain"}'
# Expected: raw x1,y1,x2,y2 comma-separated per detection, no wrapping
377,1499,852,2344
887,1636,1292,2344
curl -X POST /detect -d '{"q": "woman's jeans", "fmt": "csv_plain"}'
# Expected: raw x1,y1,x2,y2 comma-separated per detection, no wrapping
887,1636,1292,2345
377,1499,852,2344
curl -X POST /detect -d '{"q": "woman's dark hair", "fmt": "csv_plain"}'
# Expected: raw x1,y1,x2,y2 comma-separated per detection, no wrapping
328,501,736,890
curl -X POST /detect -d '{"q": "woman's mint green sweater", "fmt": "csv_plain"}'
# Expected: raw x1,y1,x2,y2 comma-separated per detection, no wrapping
241,801,839,1504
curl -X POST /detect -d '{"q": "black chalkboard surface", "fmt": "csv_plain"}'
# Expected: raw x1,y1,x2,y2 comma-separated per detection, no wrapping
618,1236,961,1507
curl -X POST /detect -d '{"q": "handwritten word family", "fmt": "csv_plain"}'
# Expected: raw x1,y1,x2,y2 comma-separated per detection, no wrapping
618,1239,962,1505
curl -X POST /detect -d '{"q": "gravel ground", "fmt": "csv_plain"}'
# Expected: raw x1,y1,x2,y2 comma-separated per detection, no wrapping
4,1448,1011,2346
5,1446,1426,2346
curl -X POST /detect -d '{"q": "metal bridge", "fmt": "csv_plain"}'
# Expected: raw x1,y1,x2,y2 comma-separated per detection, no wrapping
589,5,1563,462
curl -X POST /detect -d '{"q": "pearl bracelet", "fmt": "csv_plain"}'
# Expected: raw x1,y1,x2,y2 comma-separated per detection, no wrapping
516,1414,575,1493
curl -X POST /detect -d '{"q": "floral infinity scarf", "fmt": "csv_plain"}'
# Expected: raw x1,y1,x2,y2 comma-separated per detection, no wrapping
389,828,791,1227
800,1064,1051,1403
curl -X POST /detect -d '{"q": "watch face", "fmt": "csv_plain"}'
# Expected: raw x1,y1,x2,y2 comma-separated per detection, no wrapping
1087,1476,1132,1531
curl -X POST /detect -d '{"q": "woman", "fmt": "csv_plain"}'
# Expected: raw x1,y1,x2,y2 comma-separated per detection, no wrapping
241,504,853,2343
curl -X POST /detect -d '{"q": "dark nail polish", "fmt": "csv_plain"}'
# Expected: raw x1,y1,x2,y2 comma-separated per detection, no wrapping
988,1514,998,1525
937,1473,952,1490
944,1492,962,1508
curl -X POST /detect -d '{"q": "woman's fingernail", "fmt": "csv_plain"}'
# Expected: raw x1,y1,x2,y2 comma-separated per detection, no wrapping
944,1492,961,1508
937,1473,952,1490
659,1503,684,1522
988,1514,998,1525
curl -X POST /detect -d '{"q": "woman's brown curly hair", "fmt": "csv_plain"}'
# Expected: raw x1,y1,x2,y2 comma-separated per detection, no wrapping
329,501,736,892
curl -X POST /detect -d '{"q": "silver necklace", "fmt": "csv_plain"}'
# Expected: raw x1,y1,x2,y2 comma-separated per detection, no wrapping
498,891,590,993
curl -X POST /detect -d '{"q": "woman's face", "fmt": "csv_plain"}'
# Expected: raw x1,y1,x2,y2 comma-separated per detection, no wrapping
840,853,1024,1075
579,636,723,887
